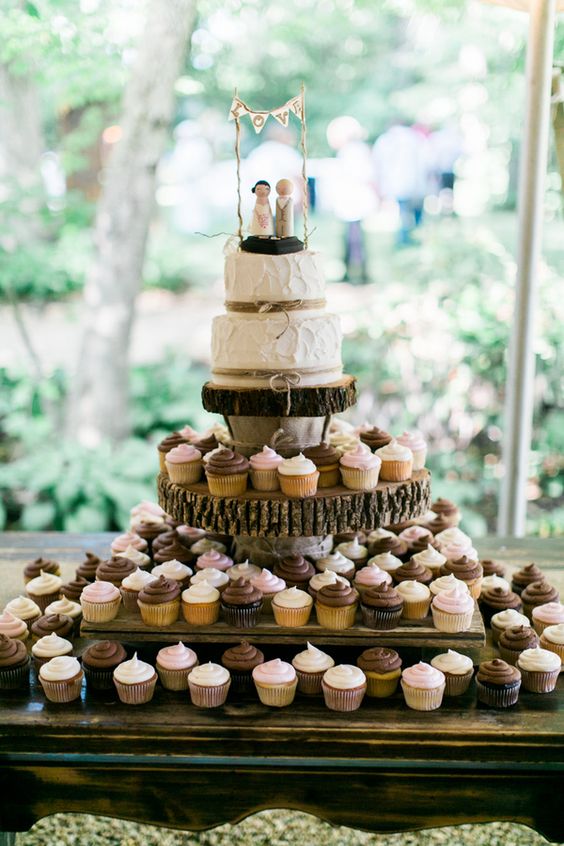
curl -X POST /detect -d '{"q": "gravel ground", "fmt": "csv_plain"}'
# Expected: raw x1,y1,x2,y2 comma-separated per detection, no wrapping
17,811,561,846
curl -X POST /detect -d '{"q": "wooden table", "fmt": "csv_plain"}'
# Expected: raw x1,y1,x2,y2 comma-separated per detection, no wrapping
0,533,563,844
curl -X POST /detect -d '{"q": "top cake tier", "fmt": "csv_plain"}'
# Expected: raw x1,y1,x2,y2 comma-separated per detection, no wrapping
224,249,325,304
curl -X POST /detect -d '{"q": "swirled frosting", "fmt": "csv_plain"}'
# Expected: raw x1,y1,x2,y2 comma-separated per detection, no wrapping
221,641,264,672
205,447,249,476
228,561,261,581
113,653,155,684
367,535,408,559
274,555,315,583
26,571,62,596
442,542,479,562
309,570,348,593
0,634,28,668
190,538,227,557
24,558,60,581
221,578,262,607
517,646,561,673
111,532,148,554
191,433,220,455
511,563,544,591
151,560,193,583
480,586,521,613
476,658,521,686
189,662,230,686
303,443,340,467
481,575,511,594
430,574,469,596
4,595,41,621
499,624,539,652
317,580,358,608
39,655,81,682
121,568,155,592
190,568,230,590
250,445,284,470
61,578,89,601
334,538,368,562
156,642,198,671
76,552,102,581
412,545,447,570
137,576,180,605
116,545,151,570
178,424,200,442
435,527,472,549
273,586,313,609
250,569,286,595
366,528,394,543
31,614,74,640
81,640,127,670
521,580,559,607
375,439,413,462
541,623,564,645
430,650,473,675
441,556,483,582
292,642,334,673
491,609,530,630
323,664,366,689
165,444,202,464
196,549,233,572
430,498,460,520
359,426,392,451
153,538,193,565
532,602,564,625
432,586,474,614
278,453,317,476
45,597,82,620
398,526,433,548
402,661,445,689
130,500,167,520
81,581,120,603
316,551,355,576
393,560,433,585
181,583,220,604
480,559,506,578
32,632,73,658
96,557,136,586
357,647,401,674
367,551,403,573
360,582,402,610
339,442,381,470
252,658,295,685
354,563,392,587
0,611,28,639
397,430,426,453
396,580,431,601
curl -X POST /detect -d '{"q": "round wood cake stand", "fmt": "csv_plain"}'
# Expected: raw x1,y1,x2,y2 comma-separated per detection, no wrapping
157,469,432,538
201,374,357,417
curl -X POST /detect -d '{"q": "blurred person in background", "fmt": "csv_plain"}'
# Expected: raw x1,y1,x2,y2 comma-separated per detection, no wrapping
372,119,431,247
429,121,463,215
327,115,376,283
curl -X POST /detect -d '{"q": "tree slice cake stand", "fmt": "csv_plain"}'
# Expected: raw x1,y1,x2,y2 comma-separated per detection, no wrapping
157,469,432,538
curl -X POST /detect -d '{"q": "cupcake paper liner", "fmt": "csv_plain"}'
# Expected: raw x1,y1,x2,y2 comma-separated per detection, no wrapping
272,603,312,628
315,602,357,630
443,669,474,697
188,678,231,708
166,460,203,486
322,681,367,712
206,472,248,496
295,668,326,695
221,602,263,629
137,598,180,627
401,680,445,711
431,605,474,633
400,597,431,621
538,635,564,669
27,591,61,613
476,679,521,708
82,665,119,692
533,618,559,636
181,600,220,626
0,658,31,690
278,471,319,498
379,459,413,483
120,588,141,613
250,468,280,492
316,465,341,488
114,674,157,705
340,465,381,492
364,670,401,698
519,667,560,693
360,605,403,631
40,671,84,703
498,645,526,666
156,663,196,691
81,596,121,623
254,678,298,707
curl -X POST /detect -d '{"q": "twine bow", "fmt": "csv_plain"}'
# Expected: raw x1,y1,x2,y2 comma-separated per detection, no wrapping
269,371,301,414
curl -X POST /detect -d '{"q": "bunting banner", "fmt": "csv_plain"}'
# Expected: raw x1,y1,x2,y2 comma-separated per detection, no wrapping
228,92,304,134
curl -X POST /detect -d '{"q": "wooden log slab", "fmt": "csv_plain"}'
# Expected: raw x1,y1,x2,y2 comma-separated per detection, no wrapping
157,469,432,537
201,375,357,417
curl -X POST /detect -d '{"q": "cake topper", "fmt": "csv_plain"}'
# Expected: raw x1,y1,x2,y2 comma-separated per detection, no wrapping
249,180,274,237
275,179,294,238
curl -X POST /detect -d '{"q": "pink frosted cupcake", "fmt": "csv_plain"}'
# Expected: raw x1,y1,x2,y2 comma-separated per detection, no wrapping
353,563,392,598
401,662,446,711
441,541,479,563
532,602,564,635
80,581,121,623
398,526,433,551
156,642,198,691
110,532,148,556
252,658,298,707
195,548,233,572
339,443,381,491
434,527,472,550
250,569,286,611
165,444,203,485
0,611,29,644
4,596,41,631
375,440,413,482
188,662,231,708
113,653,157,705
431,585,475,633
539,624,564,667
396,431,427,471
321,664,367,712
249,446,284,491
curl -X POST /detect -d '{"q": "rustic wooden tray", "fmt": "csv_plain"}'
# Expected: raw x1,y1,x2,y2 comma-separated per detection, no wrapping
201,375,357,417
157,469,432,537
81,603,485,649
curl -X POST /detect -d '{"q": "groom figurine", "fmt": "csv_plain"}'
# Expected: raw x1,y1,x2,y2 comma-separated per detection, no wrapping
275,178,294,238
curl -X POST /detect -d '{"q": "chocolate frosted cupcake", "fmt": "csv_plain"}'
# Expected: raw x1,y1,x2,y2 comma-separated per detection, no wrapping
61,577,89,602
367,534,408,561
440,556,483,599
221,578,263,629
273,554,315,589
479,586,522,626
303,443,340,488
221,641,265,691
31,614,74,645
315,580,359,630
158,431,189,472
76,552,102,583
0,634,30,690
137,576,181,627
205,448,250,496
96,556,137,588
130,519,168,548
480,559,506,579
429,498,460,527
498,624,539,665
153,537,193,566
409,534,440,556
521,580,559,619
392,559,433,586
152,529,190,557
23,557,61,584
333,530,367,546
357,647,402,698
360,583,403,630
191,432,219,456
359,426,392,452
511,563,544,596
476,658,521,708
81,640,127,690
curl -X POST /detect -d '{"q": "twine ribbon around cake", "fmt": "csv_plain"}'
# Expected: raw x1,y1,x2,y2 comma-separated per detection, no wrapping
225,298,326,339
212,366,340,415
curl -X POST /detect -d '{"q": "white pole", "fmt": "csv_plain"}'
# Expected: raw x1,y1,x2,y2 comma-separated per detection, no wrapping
498,0,556,537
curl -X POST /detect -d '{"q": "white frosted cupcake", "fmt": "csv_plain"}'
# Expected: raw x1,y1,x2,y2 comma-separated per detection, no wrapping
190,568,230,592
190,538,227,558
151,559,193,589
517,646,561,692
532,602,564,635
431,585,475,633
44,596,82,628
116,544,151,571
250,569,286,611
322,664,367,712
315,551,355,580
480,574,511,596
329,431,361,456
120,567,155,612
228,561,261,582
434,527,472,551
80,580,121,623
339,443,381,491
39,656,83,703
249,445,284,491
430,650,474,696
4,596,41,631
272,586,313,627
181,583,220,625
396,431,427,471
26,571,62,612
113,653,157,705
292,642,335,695
396,580,431,620
401,662,445,711
490,608,531,644
539,624,564,668
188,662,231,708
165,443,203,485
156,642,198,691
308,570,349,600
441,541,479,563
398,525,433,550
32,632,73,669
429,573,469,597
278,453,319,498
366,528,395,550
353,563,392,597
367,551,403,575
375,440,413,482
334,537,369,568
411,545,446,576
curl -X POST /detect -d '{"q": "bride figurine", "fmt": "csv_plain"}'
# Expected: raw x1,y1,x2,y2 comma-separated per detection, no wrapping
249,180,274,237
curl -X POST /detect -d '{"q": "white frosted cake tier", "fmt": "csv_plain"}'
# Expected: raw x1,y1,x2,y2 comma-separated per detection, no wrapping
224,249,325,303
211,311,343,387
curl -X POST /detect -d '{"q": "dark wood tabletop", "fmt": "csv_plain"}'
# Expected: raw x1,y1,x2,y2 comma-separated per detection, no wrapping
0,533,562,842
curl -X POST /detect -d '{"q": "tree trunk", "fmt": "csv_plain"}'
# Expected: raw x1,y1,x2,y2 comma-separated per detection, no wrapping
69,0,196,446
